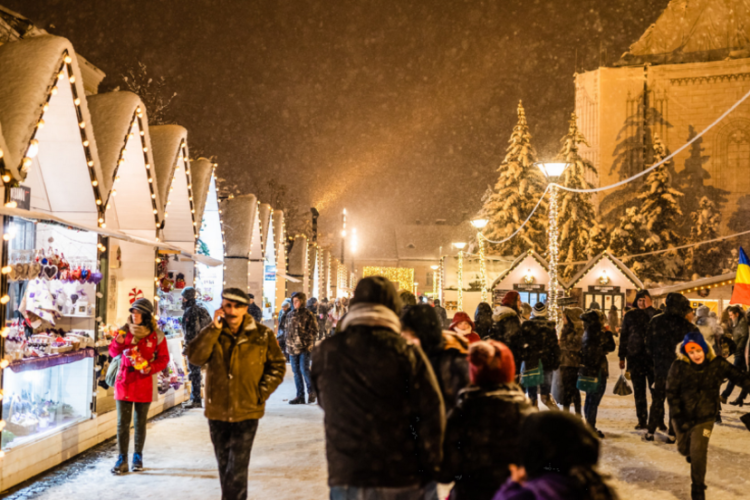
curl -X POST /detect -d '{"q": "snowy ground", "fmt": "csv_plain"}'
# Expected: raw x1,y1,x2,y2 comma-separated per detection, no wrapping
5,355,750,500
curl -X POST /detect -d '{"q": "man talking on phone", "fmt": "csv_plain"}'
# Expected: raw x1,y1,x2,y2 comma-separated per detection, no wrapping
187,288,286,500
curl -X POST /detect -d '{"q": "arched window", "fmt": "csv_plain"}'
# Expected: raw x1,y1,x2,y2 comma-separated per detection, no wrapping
712,118,750,192
727,129,750,193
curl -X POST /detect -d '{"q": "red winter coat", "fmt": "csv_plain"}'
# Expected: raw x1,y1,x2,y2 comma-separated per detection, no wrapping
449,311,481,344
109,325,170,403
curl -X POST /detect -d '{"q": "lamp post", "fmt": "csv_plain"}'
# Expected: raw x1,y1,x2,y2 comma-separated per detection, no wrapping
536,162,568,325
430,264,439,298
453,242,467,311
471,218,489,303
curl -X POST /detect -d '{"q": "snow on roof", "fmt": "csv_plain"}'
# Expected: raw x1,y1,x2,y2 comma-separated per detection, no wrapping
491,250,551,288
288,235,308,276
190,158,214,228
259,203,272,258
272,210,285,250
150,124,188,213
221,194,257,258
649,272,735,297
0,35,105,186
568,251,645,290
625,0,750,61
87,92,159,210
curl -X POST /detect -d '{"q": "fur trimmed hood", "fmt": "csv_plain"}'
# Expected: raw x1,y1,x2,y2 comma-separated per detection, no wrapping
675,338,716,363
492,305,518,323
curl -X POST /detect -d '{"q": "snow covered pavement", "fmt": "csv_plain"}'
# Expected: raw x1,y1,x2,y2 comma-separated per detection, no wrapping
7,355,750,500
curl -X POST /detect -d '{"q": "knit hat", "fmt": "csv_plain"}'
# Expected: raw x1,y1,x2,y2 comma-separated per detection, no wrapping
532,302,547,318
518,412,600,479
502,290,520,308
222,288,250,306
666,292,693,316
468,340,515,385
181,287,197,301
129,297,154,316
247,293,255,299
449,311,476,332
634,289,651,303
695,305,711,319
681,331,709,360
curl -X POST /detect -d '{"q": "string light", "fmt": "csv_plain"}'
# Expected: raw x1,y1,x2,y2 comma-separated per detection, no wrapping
362,266,414,293
548,185,560,324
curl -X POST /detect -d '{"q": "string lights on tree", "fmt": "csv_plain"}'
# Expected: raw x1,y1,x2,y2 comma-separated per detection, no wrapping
471,219,489,303
453,242,467,311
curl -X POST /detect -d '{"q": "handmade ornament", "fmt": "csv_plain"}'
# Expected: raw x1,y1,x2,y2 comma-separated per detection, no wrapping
175,273,186,290
129,288,144,304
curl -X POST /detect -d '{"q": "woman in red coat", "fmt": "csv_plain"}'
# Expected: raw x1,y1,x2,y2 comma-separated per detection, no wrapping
109,298,170,475
449,311,481,344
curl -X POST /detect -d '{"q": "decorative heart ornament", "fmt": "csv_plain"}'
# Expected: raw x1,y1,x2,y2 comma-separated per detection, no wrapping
43,265,58,280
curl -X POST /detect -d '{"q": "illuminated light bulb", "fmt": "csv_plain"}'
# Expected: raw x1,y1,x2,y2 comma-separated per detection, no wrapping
154,296,160,301
106,203,110,210
96,199,102,205
74,98,80,105
191,209,194,213
155,223,159,228
189,197,193,201
151,194,155,199
27,139,39,158
0,295,9,304
112,190,117,196
4,201,17,209
38,119,45,128
91,180,98,186
115,176,121,182
148,178,153,183
167,200,172,205
170,187,174,192
155,237,160,242
140,131,144,136
165,213,168,218
88,161,94,167
145,163,150,169
136,107,142,113
0,327,6,338
98,217,104,223
43,103,49,112
143,147,148,152
1,266,10,274
155,277,159,282
58,71,64,80
129,133,134,139
0,359,8,369
64,55,72,63
101,223,106,228
118,158,124,165
83,140,89,147
22,157,32,171
155,257,161,263
51,86,58,96
69,75,76,83
193,222,197,226
2,174,10,183
153,209,158,214
79,121,86,128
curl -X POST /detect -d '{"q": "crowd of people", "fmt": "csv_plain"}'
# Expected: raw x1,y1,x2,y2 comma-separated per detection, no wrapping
106,277,750,500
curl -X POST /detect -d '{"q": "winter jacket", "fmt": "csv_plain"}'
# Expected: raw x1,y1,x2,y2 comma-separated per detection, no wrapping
489,306,523,371
187,314,286,421
247,302,263,324
618,306,658,361
580,311,616,379
646,294,694,373
427,331,471,413
109,321,170,403
695,317,724,357
730,316,749,354
277,308,290,342
607,309,621,333
182,299,212,346
474,303,494,340
317,302,331,333
434,305,449,329
440,384,535,500
558,319,584,368
519,317,560,372
311,305,445,488
449,311,481,344
284,305,319,355
493,473,580,500
667,343,750,429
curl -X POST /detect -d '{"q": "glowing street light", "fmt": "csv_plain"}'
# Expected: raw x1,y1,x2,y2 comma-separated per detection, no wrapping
537,162,568,324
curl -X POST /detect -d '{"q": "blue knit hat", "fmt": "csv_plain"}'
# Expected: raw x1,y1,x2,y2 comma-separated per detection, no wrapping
680,331,709,359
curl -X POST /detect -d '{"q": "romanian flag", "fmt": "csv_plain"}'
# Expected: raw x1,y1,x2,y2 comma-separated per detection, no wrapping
730,247,750,305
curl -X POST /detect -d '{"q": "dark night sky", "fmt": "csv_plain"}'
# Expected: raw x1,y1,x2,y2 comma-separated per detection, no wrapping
5,0,669,241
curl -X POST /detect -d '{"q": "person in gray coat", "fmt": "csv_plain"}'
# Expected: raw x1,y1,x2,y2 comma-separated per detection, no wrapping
720,305,749,406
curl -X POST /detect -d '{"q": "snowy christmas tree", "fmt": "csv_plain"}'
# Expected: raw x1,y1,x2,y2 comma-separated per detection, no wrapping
586,221,609,259
554,113,599,280
482,101,548,256
686,197,727,277
636,135,684,279
608,207,649,277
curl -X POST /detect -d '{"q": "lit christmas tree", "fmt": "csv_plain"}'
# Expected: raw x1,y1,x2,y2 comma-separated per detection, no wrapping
555,113,599,280
482,101,548,256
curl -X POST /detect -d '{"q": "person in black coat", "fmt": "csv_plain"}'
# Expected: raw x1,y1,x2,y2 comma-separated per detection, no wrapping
488,291,523,373
618,289,659,429
518,302,560,410
667,332,750,500
439,340,535,500
247,293,263,323
474,302,493,340
644,292,695,441
401,304,470,413
311,277,445,498
580,310,616,438
558,307,584,416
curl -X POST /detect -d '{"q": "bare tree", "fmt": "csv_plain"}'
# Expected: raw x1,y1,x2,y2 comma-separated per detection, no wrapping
115,62,177,125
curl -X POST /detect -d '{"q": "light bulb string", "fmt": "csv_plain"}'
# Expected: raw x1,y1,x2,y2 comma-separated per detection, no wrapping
480,85,750,246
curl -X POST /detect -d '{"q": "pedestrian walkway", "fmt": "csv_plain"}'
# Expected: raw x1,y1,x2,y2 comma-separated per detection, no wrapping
7,357,750,500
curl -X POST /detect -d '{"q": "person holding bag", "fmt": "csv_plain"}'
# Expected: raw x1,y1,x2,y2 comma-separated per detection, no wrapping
579,310,615,438
109,298,170,475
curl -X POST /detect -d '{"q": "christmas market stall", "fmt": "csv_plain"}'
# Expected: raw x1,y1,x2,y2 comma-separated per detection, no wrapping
0,35,109,488
649,273,735,314
272,210,287,313
247,198,264,304
221,194,258,293
490,250,552,306
567,251,644,313
287,234,309,296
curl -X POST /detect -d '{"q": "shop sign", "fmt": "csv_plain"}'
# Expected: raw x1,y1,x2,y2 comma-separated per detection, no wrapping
514,283,546,292
264,264,276,281
587,285,620,293
10,186,30,210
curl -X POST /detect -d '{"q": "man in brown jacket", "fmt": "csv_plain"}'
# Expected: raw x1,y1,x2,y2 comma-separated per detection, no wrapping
187,288,286,500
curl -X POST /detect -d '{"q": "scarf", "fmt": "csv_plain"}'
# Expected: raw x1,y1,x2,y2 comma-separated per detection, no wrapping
128,321,152,342
339,303,401,334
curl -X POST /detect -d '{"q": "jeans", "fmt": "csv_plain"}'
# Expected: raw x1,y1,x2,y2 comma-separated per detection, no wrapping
583,375,607,429
628,357,654,426
721,354,748,401
330,482,438,500
675,420,714,490
116,400,151,456
208,419,259,500
188,361,202,402
527,369,554,401
648,365,675,435
291,351,314,398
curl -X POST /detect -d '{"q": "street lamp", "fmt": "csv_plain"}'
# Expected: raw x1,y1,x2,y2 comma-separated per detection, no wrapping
471,218,489,303
536,162,568,324
453,242,467,311
430,264,439,298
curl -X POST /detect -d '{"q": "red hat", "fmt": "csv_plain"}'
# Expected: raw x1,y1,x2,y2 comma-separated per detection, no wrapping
502,290,520,308
469,340,516,385
449,311,475,331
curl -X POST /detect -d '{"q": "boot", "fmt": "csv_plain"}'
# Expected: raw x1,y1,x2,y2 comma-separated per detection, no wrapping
308,393,317,404
634,422,648,430
657,421,667,432
540,395,558,411
691,484,706,500
111,454,129,475
529,398,538,409
289,396,305,405
132,452,143,472
182,400,202,409
729,398,745,407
